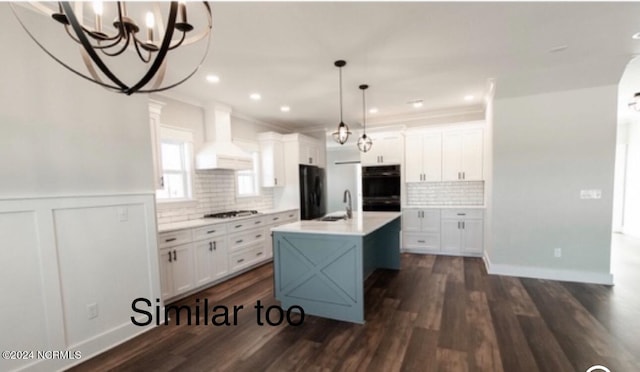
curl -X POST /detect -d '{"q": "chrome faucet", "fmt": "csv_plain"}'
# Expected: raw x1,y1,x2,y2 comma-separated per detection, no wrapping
343,189,353,219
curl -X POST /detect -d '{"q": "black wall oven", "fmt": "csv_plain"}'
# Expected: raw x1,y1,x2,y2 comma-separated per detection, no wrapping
362,165,401,211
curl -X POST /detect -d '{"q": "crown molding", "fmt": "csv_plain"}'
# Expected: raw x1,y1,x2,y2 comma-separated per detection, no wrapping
367,104,485,128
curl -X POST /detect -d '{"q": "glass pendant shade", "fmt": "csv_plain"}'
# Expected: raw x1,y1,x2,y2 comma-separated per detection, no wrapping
358,83,373,153
333,122,351,144
357,133,373,152
332,60,350,144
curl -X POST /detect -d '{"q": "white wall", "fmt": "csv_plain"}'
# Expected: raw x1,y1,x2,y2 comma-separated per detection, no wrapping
0,5,159,371
488,85,617,284
622,120,640,236
326,147,361,213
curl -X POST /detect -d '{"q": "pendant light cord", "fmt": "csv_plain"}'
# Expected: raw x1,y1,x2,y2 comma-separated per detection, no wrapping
362,87,366,131
339,66,343,122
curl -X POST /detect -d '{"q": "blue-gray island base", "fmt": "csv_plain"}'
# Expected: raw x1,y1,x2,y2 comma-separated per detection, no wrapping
272,213,401,324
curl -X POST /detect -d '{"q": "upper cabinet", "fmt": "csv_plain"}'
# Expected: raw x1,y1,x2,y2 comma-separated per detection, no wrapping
299,136,326,168
405,131,442,182
361,132,404,166
258,132,285,187
442,128,483,181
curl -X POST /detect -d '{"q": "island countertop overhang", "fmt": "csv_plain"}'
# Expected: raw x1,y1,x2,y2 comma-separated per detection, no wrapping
270,211,401,236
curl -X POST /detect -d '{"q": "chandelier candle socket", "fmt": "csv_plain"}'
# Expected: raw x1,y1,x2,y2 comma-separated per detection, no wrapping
358,84,373,153
332,60,352,145
11,1,213,95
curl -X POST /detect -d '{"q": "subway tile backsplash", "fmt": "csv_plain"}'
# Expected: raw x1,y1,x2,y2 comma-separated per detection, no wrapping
156,169,274,225
406,181,484,206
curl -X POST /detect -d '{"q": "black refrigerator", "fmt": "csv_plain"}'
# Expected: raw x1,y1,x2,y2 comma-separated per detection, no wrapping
299,164,326,220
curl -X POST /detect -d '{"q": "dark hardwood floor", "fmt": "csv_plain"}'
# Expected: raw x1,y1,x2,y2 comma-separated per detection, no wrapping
71,237,640,372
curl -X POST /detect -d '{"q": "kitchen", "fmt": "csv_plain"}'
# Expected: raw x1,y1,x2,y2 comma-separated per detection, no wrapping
2,2,640,372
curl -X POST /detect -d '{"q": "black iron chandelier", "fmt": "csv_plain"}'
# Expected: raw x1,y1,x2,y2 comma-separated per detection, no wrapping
11,2,212,95
332,60,352,145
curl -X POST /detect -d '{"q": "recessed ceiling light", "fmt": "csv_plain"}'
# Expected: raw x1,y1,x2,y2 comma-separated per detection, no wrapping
409,100,423,108
369,107,378,114
249,93,261,101
206,74,219,83
280,106,290,112
633,32,640,40
464,95,475,101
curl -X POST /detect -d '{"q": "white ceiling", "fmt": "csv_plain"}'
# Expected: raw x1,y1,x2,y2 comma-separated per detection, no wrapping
156,2,640,131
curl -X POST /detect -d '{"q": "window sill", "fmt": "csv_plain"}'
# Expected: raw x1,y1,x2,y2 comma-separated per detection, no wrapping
155,198,199,210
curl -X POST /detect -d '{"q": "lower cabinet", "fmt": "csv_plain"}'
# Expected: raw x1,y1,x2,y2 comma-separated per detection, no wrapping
159,244,195,300
194,237,228,287
402,208,483,256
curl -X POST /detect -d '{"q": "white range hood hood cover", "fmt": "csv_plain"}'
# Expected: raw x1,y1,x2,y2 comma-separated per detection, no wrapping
196,104,253,170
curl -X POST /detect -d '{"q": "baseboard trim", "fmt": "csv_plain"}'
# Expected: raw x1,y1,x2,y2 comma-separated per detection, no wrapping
483,252,614,285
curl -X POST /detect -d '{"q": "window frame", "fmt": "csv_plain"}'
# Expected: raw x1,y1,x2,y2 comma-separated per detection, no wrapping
234,139,261,198
156,125,196,205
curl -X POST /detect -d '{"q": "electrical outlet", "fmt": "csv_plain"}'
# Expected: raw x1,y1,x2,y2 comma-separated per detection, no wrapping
87,303,99,319
117,207,128,222
554,248,562,258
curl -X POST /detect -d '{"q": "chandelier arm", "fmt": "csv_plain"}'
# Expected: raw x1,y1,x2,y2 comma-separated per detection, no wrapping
9,2,123,92
127,2,179,94
97,28,132,57
168,32,187,51
132,38,153,64
61,2,129,90
93,32,127,52
62,23,82,44
138,21,212,93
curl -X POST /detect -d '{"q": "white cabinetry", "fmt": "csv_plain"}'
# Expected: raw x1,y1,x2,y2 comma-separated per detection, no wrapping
193,225,228,286
264,210,298,258
440,209,483,255
298,136,326,167
361,132,404,165
405,131,442,182
442,128,483,181
402,208,441,253
258,132,285,187
159,244,195,300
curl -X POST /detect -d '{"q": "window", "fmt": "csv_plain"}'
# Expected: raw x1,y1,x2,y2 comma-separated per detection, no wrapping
236,151,260,197
156,126,194,202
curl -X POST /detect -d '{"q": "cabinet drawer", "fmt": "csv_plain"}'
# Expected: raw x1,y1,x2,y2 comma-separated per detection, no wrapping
228,228,266,252
193,224,226,241
230,244,265,271
268,210,298,225
158,230,192,249
441,209,483,220
403,232,440,251
227,216,266,234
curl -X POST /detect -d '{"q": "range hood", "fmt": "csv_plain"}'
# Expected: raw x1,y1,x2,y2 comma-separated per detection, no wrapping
196,103,253,170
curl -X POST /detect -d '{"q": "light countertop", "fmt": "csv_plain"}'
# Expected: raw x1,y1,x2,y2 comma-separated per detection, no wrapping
271,211,402,236
403,205,485,209
157,208,298,233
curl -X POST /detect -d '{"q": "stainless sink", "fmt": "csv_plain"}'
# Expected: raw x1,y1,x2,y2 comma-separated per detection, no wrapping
320,215,347,221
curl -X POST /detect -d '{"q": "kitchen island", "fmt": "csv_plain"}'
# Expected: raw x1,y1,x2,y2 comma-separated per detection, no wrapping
271,212,401,324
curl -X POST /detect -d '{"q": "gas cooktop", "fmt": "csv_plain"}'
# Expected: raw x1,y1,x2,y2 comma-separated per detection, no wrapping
203,210,259,219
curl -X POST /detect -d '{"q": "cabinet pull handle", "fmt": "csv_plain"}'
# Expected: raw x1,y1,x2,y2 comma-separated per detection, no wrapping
458,221,461,229
257,234,262,238
255,221,262,224
457,172,461,180
160,176,164,188
173,250,177,261
214,241,217,250
288,214,294,218
275,178,277,185
165,237,177,242
273,217,279,221
309,157,312,164
236,239,244,244
237,258,245,263
235,224,243,228
207,230,216,234
168,251,172,262
457,213,466,216
256,252,263,256
209,242,213,251
462,221,465,229
417,240,426,243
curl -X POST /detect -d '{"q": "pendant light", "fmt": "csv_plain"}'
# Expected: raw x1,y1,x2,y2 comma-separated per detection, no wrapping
332,60,351,144
357,84,373,153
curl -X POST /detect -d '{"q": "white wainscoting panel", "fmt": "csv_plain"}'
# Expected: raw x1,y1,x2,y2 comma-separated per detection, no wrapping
0,194,159,372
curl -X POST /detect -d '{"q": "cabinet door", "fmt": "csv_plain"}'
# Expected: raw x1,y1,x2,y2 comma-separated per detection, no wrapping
379,134,403,164
440,219,462,253
194,240,215,286
422,132,442,182
360,140,381,165
171,244,195,295
212,239,229,278
460,129,483,181
404,136,423,182
402,209,423,231
261,140,285,187
158,248,174,300
442,132,462,181
461,219,483,254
